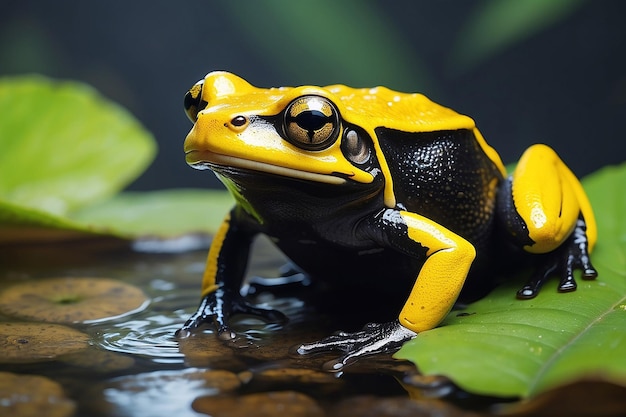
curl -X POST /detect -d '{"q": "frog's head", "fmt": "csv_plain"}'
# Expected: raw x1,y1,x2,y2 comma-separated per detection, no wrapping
183,71,379,188
183,71,478,207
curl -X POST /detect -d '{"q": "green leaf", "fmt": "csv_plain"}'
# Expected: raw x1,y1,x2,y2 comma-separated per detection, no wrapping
0,76,156,216
395,163,626,398
0,199,102,243
449,0,586,73
0,189,233,243
70,189,233,238
0,76,234,242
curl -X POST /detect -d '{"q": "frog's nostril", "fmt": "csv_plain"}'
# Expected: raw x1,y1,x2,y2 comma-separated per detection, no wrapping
231,116,247,127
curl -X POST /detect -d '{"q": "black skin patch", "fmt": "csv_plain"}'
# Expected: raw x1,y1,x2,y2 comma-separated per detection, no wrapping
495,176,535,248
375,128,503,246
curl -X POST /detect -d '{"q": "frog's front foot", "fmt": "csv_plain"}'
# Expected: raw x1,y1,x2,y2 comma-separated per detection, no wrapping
176,287,287,339
517,217,598,299
295,320,417,372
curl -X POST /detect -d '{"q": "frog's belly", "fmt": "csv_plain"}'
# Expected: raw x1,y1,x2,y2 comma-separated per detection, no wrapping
272,240,420,320
273,233,499,307
276,239,423,290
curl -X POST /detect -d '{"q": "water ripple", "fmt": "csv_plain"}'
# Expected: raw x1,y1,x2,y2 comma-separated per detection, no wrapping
93,312,186,364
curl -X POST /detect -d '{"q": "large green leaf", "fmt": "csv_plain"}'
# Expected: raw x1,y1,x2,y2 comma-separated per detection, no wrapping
70,189,233,238
0,76,233,243
396,163,626,398
0,76,156,216
0,189,233,243
0,199,100,243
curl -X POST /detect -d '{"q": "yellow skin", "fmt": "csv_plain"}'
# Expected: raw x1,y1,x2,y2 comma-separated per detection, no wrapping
180,71,597,368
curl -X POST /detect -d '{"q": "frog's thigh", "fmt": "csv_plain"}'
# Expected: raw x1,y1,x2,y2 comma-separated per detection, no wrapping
398,212,476,333
511,144,596,254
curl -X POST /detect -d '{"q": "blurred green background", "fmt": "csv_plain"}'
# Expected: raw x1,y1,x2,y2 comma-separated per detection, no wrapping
2,0,625,192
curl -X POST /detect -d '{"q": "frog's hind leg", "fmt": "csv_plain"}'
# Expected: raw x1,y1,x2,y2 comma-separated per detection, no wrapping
498,144,598,299
241,263,312,297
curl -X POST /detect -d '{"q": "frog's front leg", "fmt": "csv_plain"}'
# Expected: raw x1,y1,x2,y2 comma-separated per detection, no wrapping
176,211,286,339
498,144,598,298
297,209,476,370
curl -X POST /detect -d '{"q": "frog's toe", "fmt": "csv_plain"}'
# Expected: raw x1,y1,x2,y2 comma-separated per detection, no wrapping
295,329,370,356
296,320,416,372
516,274,548,299
176,296,216,337
177,289,286,339
557,275,577,293
580,260,599,281
517,217,597,300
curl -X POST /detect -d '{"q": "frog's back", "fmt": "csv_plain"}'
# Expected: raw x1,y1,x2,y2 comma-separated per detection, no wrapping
327,85,474,133
378,127,504,247
324,84,507,222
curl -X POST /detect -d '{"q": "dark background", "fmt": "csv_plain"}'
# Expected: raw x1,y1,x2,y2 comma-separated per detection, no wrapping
2,1,625,192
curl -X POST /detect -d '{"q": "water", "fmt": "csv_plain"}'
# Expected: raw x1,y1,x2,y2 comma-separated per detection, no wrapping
0,237,502,417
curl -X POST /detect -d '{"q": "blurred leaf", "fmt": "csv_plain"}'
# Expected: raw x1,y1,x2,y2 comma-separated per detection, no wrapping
70,189,233,238
0,199,99,243
0,76,156,216
0,189,233,244
0,76,234,243
223,0,431,91
450,0,586,73
396,163,626,398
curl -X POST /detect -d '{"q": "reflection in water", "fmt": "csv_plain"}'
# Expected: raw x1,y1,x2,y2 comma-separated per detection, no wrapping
103,368,240,417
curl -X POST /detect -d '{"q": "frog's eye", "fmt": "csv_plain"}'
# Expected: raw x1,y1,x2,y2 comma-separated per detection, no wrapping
184,79,207,122
283,95,340,150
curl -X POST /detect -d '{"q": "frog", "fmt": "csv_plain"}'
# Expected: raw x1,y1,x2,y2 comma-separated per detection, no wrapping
176,71,597,371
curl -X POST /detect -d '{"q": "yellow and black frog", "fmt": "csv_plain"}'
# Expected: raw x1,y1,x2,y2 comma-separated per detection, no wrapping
177,71,597,371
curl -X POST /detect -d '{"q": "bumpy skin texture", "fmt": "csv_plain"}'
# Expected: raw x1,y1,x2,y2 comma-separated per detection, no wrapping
177,72,597,370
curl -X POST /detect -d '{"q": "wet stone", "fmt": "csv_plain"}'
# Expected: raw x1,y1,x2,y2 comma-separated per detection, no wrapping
329,395,479,417
252,367,341,385
0,322,90,363
60,349,136,373
177,332,245,369
193,390,324,417
0,371,76,417
0,277,148,323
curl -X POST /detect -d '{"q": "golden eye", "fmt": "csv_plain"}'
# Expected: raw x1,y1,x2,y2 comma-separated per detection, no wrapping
183,79,206,122
283,95,340,150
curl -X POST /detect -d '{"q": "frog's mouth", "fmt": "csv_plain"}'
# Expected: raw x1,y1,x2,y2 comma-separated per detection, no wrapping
186,150,348,185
